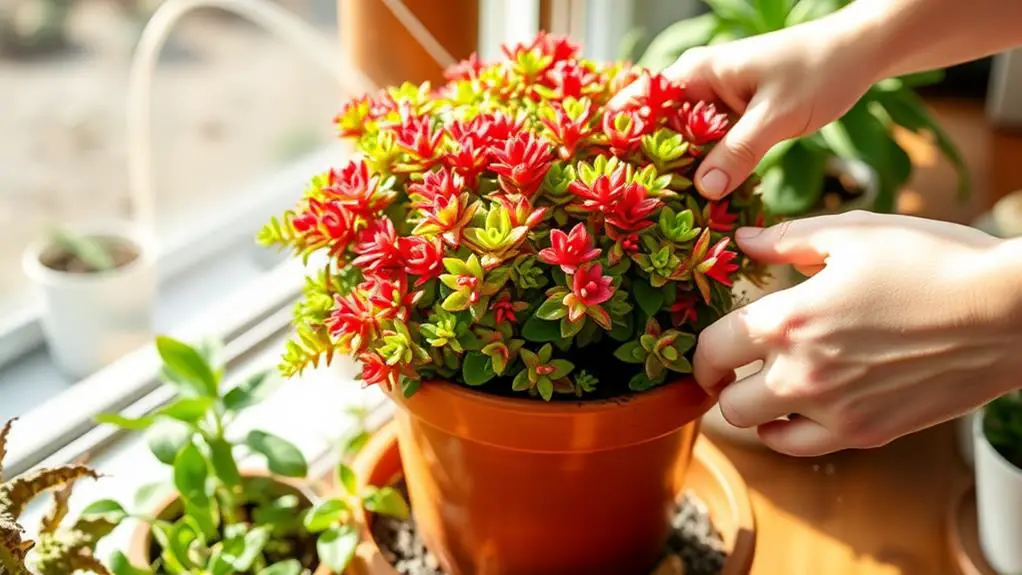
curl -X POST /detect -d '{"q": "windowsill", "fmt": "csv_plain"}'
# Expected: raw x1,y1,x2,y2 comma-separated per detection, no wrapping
0,142,349,422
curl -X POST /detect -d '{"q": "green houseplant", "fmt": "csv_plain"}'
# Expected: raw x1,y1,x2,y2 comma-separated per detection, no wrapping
638,0,970,216
89,336,409,575
974,391,1022,573
259,31,765,574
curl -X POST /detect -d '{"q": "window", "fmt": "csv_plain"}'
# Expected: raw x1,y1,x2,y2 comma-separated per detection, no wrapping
0,0,353,411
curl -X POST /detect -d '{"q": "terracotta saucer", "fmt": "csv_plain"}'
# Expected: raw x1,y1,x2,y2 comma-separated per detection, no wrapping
342,421,756,575
946,481,997,575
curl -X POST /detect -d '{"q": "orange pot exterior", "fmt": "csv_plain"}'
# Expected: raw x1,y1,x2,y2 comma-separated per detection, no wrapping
385,378,716,575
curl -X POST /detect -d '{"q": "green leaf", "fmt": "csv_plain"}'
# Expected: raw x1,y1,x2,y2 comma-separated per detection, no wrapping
614,341,646,364
755,138,798,174
96,413,155,430
173,441,208,505
462,352,496,386
535,296,567,321
146,421,192,465
362,486,411,519
156,336,219,397
632,279,664,317
109,551,154,575
753,0,792,30
337,463,358,495
223,370,282,412
167,518,203,570
537,376,554,401
895,68,946,88
759,142,827,216
230,526,271,571
638,13,717,70
158,397,215,423
872,87,969,199
318,525,360,572
244,430,308,477
522,316,563,342
80,499,127,522
402,377,421,398
559,317,584,339
342,430,371,458
184,499,217,540
208,437,242,487
629,373,662,392
252,494,301,526
303,498,348,532
441,289,472,312
258,560,303,575
512,369,531,391
549,359,575,379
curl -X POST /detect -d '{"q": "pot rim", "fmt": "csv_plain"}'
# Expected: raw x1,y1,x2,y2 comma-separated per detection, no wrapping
22,220,156,286
387,377,715,453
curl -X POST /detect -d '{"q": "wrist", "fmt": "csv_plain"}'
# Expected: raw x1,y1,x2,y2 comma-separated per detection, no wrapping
810,0,899,85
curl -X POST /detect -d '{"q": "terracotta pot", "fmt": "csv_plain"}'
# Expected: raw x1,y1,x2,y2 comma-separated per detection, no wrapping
338,0,478,90
361,378,715,575
128,470,327,574
346,420,755,575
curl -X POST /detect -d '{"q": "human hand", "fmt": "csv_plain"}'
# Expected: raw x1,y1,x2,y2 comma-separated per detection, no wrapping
609,12,882,200
693,211,1022,456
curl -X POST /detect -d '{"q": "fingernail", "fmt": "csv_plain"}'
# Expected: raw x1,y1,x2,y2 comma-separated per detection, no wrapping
699,169,729,199
736,227,765,240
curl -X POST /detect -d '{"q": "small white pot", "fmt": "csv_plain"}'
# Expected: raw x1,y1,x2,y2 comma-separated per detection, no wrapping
974,410,1022,574
23,222,157,380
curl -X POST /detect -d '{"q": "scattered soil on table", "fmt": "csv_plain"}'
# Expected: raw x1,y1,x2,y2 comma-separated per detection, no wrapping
372,482,727,575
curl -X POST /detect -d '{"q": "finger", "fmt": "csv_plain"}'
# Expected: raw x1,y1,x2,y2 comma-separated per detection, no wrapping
694,98,789,200
693,289,792,391
733,212,870,267
758,416,844,457
717,366,799,428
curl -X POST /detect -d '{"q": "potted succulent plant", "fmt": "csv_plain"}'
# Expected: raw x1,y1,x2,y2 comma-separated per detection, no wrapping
973,391,1022,574
0,418,113,574
259,32,765,574
22,224,156,380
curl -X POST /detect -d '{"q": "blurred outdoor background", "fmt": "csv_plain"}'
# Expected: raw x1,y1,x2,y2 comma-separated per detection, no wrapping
0,0,341,312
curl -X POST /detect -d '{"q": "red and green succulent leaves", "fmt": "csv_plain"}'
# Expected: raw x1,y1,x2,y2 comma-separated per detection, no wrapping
258,31,767,399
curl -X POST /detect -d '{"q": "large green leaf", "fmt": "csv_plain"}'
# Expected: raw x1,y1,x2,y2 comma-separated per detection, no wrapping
638,13,718,70
521,316,563,343
871,87,969,199
758,142,827,216
158,397,215,423
257,560,302,575
208,437,242,487
108,551,154,575
146,421,192,465
244,430,308,477
173,441,209,505
462,352,496,386
362,486,411,520
156,336,219,397
303,498,348,533
753,0,793,31
223,370,282,412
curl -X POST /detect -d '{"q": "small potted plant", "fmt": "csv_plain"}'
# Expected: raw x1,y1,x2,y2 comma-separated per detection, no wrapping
0,418,111,574
973,391,1022,574
260,32,765,574
22,224,156,380
94,335,324,573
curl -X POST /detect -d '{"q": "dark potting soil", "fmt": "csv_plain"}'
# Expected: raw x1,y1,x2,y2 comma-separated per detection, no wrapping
41,236,139,273
817,171,866,212
372,485,727,575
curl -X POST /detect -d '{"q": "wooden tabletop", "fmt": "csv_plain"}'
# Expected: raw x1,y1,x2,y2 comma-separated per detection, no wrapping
708,97,1022,575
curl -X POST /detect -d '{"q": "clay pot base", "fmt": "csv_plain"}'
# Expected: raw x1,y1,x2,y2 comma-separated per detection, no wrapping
344,422,755,575
372,482,726,575
947,482,997,575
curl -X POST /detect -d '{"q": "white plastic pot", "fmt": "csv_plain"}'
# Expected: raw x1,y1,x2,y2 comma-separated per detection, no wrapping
22,222,156,380
974,410,1022,574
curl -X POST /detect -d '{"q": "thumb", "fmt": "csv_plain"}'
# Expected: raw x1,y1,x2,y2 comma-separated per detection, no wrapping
734,215,851,267
695,97,787,200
